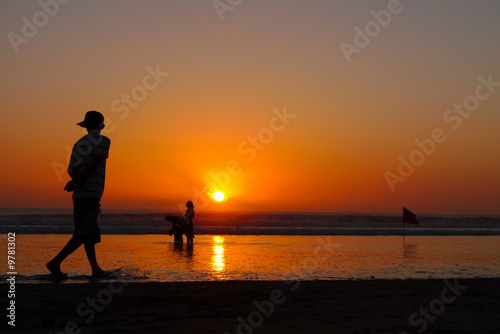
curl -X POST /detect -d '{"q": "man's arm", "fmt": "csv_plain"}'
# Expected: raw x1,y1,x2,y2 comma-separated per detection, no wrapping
64,155,106,191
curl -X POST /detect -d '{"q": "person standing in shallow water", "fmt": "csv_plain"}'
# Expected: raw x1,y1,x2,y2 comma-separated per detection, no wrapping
46,111,111,279
185,201,195,247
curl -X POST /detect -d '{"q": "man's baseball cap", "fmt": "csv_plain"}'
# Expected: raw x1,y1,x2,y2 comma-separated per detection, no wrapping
77,111,104,128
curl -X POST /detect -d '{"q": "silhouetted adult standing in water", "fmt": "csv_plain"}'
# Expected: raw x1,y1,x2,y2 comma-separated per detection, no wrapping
185,200,195,247
46,111,111,279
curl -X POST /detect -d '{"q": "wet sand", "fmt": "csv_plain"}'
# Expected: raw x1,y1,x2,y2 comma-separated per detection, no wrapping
10,279,500,333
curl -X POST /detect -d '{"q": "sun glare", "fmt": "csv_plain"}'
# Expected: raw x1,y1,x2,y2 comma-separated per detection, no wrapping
213,191,225,202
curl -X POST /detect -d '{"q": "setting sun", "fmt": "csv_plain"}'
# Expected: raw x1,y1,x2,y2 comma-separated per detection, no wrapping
213,191,225,202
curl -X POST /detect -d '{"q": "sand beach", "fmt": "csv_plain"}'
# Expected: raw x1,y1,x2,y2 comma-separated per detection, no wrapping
8,279,500,333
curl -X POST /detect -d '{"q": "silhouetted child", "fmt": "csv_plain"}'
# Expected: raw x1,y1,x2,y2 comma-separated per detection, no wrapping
166,215,185,245
184,201,195,246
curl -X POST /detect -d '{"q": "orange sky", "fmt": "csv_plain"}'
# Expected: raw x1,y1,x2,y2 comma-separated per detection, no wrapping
1,1,500,214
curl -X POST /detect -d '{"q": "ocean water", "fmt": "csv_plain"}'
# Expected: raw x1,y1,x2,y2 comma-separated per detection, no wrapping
1,208,500,235
1,234,499,283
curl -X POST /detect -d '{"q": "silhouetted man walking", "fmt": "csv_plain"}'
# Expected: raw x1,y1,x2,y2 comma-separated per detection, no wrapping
47,111,110,279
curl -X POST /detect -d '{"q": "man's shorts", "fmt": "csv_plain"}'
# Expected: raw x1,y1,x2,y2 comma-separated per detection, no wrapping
73,198,101,244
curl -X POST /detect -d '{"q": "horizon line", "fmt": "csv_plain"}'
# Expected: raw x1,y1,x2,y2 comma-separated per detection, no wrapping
0,207,499,217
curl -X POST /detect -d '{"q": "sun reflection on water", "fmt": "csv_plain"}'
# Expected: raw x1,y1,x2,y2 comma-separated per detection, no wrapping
211,236,226,274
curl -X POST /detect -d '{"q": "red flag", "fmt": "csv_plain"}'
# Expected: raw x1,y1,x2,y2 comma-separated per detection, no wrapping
403,207,419,224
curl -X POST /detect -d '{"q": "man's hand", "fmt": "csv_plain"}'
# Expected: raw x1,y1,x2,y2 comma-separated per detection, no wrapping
64,180,76,192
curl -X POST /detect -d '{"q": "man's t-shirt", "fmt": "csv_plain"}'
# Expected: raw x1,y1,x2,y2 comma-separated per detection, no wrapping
68,130,111,200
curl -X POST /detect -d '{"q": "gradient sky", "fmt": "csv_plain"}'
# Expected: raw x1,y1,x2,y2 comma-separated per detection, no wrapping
1,0,499,214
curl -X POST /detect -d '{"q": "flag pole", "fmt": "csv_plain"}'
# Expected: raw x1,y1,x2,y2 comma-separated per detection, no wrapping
402,207,418,247
402,206,406,247
403,217,405,247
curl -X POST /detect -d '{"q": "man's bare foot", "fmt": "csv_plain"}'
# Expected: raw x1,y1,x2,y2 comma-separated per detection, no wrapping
46,261,68,280
92,268,107,277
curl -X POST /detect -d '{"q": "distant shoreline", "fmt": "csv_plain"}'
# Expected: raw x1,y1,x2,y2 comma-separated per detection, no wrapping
2,226,500,236
1,210,500,235
1,207,500,217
